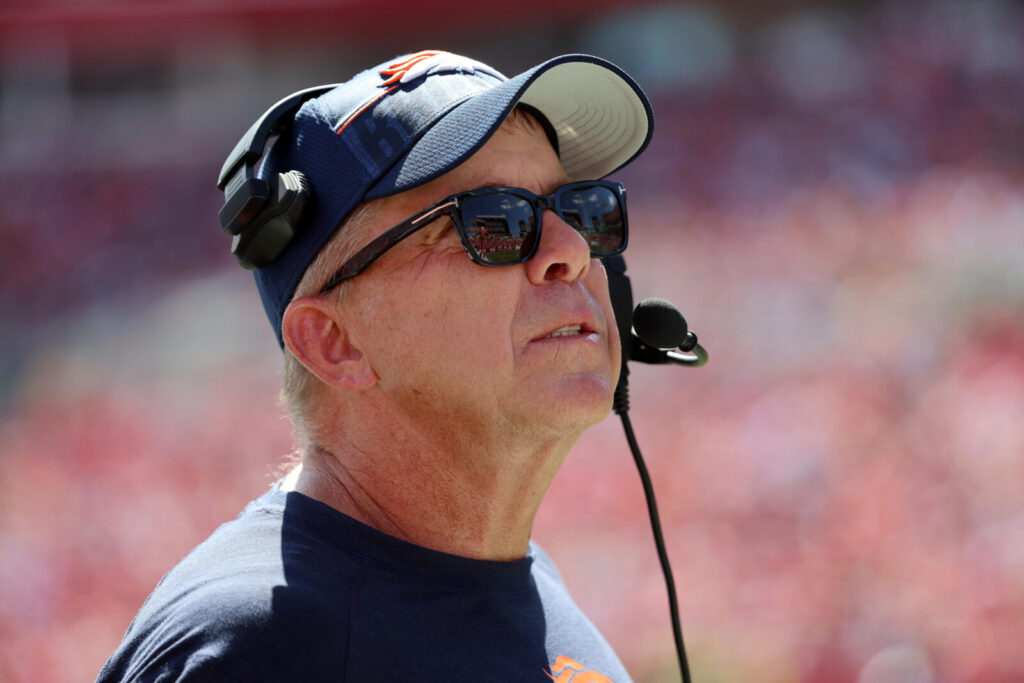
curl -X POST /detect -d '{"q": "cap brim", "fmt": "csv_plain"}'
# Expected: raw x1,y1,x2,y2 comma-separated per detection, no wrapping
366,54,653,199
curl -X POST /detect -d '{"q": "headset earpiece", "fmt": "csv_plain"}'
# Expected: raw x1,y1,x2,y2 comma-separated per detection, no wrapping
230,170,311,270
217,84,338,270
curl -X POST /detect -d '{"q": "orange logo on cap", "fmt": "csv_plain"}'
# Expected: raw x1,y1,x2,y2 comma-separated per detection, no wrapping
546,655,614,683
335,50,507,135
378,50,507,87
378,50,448,86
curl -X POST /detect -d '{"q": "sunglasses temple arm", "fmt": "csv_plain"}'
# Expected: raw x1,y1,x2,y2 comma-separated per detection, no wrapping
319,202,456,293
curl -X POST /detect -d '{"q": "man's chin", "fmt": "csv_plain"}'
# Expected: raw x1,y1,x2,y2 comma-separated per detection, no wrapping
519,374,617,432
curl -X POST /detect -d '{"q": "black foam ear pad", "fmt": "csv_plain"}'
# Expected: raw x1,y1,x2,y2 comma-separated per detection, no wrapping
231,170,311,270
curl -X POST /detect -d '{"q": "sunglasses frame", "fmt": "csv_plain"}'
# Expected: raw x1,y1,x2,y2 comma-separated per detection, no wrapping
318,180,628,294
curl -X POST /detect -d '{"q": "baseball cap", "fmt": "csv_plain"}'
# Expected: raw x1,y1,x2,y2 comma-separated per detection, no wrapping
239,50,655,347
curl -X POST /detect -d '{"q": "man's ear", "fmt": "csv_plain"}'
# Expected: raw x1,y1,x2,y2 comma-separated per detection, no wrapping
281,296,378,391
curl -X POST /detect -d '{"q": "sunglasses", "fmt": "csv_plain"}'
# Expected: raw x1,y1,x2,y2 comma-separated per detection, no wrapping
319,180,628,294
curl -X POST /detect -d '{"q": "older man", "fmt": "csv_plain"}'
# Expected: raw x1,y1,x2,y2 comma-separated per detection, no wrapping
99,50,653,682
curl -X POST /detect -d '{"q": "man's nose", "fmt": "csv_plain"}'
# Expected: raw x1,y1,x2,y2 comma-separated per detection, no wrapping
523,211,591,284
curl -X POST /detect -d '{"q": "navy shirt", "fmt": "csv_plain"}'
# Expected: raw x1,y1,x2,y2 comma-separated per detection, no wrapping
98,487,631,682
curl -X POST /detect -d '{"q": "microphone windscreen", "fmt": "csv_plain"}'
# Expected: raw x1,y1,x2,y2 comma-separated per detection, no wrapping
633,298,689,349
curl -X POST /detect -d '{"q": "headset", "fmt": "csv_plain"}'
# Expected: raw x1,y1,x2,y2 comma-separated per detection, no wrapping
216,85,339,270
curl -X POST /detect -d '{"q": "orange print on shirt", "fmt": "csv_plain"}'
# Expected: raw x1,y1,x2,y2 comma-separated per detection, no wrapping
546,655,613,683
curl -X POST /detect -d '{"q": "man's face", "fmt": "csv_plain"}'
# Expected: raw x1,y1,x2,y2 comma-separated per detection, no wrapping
339,118,622,445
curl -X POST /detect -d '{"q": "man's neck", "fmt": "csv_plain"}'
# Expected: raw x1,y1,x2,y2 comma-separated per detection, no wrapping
279,428,577,562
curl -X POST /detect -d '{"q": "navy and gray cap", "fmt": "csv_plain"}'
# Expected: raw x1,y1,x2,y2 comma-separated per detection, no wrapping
232,50,655,347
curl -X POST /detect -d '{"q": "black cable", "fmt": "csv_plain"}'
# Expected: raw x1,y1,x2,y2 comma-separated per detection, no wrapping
619,408,692,683
605,254,693,681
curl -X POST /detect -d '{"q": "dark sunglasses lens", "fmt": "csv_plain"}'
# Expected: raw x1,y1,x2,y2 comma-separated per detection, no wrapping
461,193,538,264
558,185,625,255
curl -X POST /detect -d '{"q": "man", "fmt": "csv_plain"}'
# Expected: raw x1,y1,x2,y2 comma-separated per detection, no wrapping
99,49,654,681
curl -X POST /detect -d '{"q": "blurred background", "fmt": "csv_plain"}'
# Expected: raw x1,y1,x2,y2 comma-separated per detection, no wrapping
1,0,1022,681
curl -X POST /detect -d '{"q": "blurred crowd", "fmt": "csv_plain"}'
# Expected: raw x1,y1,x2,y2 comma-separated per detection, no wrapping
1,1,1023,681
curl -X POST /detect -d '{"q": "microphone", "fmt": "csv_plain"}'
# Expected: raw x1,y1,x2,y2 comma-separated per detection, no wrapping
633,297,691,349
630,298,708,367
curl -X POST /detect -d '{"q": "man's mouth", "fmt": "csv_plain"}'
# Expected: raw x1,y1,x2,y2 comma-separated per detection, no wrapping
542,324,584,339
